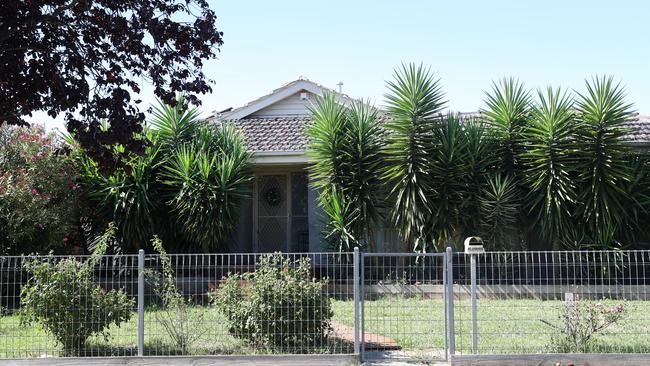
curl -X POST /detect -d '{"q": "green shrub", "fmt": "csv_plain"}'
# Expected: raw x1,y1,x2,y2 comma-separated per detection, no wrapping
213,254,332,352
20,225,133,355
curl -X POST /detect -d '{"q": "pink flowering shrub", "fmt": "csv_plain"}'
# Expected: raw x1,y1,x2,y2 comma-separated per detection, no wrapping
0,123,81,254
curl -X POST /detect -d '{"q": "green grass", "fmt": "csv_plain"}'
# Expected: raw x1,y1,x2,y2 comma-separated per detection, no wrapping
0,307,248,357
334,297,650,355
2,298,650,357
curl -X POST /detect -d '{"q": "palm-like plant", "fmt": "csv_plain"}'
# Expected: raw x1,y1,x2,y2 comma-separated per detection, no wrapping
522,87,578,249
460,119,494,235
306,92,383,251
162,124,253,252
427,113,473,249
618,155,650,246
306,91,348,193
345,100,385,249
148,96,202,150
479,174,520,250
575,76,635,248
79,145,161,252
482,78,531,175
383,63,446,252
319,187,359,253
80,97,253,253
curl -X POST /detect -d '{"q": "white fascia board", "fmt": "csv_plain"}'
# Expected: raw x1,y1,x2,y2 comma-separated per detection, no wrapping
252,151,310,165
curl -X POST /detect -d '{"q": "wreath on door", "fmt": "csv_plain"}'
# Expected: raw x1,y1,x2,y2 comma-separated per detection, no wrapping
264,186,282,206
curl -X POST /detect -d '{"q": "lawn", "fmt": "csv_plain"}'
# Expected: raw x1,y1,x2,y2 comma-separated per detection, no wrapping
1,298,650,357
335,297,650,355
0,307,248,357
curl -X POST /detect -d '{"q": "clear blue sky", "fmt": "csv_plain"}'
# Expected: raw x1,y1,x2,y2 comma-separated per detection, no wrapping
41,0,650,130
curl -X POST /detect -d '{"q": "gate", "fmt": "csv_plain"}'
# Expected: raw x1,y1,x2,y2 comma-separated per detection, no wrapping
360,252,449,362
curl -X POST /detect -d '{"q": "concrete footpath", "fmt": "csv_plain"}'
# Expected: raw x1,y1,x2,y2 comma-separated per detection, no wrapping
0,355,358,366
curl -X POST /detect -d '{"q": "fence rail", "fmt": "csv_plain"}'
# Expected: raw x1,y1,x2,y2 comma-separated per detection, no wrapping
1,249,650,360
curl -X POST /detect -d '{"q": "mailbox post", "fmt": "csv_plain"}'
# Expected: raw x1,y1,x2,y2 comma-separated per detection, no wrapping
464,237,484,355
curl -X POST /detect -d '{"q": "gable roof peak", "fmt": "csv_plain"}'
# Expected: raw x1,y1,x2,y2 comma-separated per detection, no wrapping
213,78,351,120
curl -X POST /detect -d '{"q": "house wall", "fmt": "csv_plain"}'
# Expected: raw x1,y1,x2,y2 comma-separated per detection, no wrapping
249,91,315,118
307,176,324,252
375,226,402,252
232,171,402,253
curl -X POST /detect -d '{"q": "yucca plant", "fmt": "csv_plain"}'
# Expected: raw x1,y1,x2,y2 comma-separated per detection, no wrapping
306,92,384,251
383,63,446,252
79,145,161,252
479,174,520,250
574,76,635,248
79,97,253,253
319,188,359,253
162,124,253,252
148,95,202,150
428,113,489,249
522,87,579,249
618,155,650,246
482,78,532,176
459,118,495,236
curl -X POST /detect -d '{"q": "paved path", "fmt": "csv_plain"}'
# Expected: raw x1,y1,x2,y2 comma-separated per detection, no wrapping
331,322,401,350
364,362,448,366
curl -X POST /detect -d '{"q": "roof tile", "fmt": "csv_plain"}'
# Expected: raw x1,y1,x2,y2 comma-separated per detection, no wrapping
216,114,650,154
229,117,310,152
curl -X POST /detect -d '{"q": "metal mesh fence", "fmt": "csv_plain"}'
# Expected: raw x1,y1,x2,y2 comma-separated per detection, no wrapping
0,255,139,357
0,252,355,357
361,253,447,361
4,249,650,359
452,250,650,355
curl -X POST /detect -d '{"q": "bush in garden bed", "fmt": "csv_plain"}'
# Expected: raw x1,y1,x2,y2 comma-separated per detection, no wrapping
19,225,133,356
212,254,333,352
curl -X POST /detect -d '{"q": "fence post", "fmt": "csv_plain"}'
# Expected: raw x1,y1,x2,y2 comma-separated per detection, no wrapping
137,249,145,357
360,251,366,361
471,253,478,354
353,247,360,356
443,249,448,359
446,246,455,356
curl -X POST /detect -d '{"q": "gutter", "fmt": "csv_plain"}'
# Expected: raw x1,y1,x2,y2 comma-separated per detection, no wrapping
252,150,310,165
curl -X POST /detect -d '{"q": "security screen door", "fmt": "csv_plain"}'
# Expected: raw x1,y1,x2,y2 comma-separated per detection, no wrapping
256,174,288,252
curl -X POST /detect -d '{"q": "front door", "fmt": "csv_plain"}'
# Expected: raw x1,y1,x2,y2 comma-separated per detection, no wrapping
256,174,288,252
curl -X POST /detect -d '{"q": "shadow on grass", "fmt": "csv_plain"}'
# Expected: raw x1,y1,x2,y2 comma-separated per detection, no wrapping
79,338,249,357
581,343,650,354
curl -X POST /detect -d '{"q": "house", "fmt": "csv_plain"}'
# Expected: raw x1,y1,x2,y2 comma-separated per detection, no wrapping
209,77,650,253
207,77,396,253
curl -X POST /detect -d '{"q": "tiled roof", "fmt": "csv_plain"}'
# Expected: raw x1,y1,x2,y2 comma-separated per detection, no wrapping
229,117,311,152
622,115,650,145
217,114,650,154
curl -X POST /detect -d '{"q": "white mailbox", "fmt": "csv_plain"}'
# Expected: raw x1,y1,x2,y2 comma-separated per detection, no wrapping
464,236,485,254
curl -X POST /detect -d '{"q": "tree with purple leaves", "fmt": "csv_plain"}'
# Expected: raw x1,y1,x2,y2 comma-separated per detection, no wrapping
0,0,223,172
